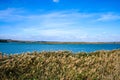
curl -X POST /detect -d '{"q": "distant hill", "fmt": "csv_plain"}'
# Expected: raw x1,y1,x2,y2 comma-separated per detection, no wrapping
0,39,12,43
0,39,120,44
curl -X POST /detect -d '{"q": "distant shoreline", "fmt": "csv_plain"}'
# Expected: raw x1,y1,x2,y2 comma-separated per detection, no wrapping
0,39,120,44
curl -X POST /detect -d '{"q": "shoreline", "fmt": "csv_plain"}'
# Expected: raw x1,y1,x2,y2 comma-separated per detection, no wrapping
0,39,120,44
0,48,120,58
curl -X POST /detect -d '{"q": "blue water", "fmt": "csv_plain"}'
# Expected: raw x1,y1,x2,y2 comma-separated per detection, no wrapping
0,42,120,54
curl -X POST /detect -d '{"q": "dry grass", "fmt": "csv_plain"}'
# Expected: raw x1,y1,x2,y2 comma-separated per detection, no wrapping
0,49,120,80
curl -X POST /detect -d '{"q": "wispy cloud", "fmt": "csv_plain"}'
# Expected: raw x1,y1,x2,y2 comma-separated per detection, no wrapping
0,8,26,22
96,13,120,21
0,8,120,41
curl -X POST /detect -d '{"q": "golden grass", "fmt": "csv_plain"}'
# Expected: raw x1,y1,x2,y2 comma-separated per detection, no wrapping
0,49,120,80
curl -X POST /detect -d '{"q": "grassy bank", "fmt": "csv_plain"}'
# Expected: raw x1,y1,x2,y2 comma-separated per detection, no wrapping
0,49,120,80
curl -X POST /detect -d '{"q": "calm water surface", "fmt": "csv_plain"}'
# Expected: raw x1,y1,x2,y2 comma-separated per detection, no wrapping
0,42,120,54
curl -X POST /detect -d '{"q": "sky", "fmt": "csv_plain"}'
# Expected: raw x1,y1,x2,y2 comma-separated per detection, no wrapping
0,0,120,42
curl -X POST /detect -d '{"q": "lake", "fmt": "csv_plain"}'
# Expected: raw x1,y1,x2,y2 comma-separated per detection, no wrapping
0,42,120,54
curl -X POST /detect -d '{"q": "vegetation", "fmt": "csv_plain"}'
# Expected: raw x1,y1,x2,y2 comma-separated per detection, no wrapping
0,49,120,80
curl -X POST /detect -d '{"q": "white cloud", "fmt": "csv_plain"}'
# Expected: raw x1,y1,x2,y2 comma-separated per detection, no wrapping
0,8,120,41
0,8,26,22
96,13,120,21
53,0,59,3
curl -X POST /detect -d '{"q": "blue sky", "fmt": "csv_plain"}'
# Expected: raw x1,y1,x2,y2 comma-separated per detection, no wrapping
0,0,120,42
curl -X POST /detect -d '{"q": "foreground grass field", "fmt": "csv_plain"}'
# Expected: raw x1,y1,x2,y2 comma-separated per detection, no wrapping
0,49,120,80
